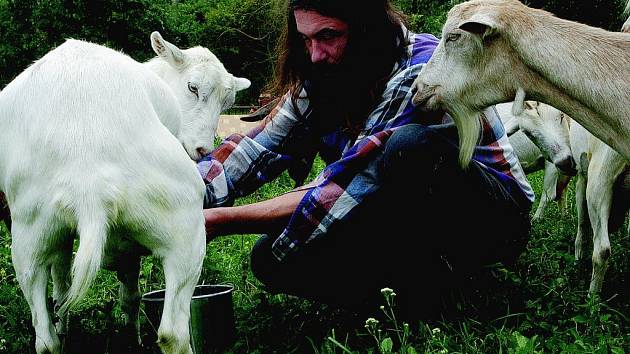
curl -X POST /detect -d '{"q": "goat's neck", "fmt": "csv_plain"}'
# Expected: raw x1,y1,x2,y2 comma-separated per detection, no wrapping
505,10,629,113
503,10,630,159
516,68,629,160
143,58,170,80
141,59,183,138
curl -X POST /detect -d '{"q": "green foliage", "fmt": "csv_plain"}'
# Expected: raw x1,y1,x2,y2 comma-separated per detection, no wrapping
3,166,630,353
395,0,454,35
0,0,165,86
1,0,628,103
0,0,282,103
1,0,630,352
526,0,629,31
154,0,283,102
0,223,31,353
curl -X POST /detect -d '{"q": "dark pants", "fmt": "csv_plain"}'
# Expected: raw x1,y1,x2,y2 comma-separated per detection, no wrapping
251,124,531,314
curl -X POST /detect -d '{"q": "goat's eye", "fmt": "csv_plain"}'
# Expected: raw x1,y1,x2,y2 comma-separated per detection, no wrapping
188,83,199,97
446,33,461,42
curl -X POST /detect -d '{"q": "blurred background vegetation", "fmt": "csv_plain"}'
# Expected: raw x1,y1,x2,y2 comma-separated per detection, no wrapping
0,0,628,104
1,1,629,353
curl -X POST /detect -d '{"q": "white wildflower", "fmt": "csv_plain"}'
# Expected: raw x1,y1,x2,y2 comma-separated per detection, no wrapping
381,287,394,296
365,318,379,327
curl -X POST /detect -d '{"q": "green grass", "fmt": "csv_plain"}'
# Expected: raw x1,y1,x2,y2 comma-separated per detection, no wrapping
1,164,629,353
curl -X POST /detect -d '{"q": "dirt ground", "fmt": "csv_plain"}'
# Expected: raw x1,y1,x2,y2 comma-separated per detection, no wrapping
217,115,260,138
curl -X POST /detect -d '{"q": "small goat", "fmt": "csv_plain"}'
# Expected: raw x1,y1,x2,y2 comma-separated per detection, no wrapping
0,32,249,354
411,0,630,167
496,101,575,220
570,121,629,294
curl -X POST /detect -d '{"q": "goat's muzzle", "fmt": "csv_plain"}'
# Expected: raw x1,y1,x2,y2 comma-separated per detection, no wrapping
411,82,439,111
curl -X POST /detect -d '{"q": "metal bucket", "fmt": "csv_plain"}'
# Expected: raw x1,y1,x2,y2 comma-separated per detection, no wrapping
142,284,236,354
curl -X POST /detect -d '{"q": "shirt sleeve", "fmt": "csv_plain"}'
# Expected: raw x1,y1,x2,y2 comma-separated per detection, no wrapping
271,63,428,261
197,91,311,208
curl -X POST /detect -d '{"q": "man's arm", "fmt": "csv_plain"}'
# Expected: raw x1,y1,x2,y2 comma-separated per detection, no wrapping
204,188,309,240
199,91,312,209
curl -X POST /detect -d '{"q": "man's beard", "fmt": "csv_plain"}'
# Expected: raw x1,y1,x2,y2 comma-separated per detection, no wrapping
306,56,376,134
308,61,354,105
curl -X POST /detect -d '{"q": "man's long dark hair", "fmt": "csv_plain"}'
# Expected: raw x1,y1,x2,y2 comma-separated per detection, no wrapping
268,0,408,135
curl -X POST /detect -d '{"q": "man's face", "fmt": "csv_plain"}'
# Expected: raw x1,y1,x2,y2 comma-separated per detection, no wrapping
294,9,349,65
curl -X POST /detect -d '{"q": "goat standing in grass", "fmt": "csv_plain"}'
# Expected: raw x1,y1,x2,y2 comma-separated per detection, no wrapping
569,121,629,293
411,0,630,167
566,17,630,294
0,32,249,354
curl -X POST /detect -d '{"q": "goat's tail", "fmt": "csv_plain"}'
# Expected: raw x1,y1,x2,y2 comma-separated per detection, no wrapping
58,198,108,315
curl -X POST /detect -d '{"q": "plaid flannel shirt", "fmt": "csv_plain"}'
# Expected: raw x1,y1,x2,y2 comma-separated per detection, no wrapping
197,30,534,261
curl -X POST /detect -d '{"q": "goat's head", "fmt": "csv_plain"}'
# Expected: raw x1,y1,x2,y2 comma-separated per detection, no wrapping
516,102,576,176
149,32,250,160
411,0,531,167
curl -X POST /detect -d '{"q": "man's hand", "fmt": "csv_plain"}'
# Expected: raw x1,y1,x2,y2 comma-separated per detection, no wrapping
203,208,228,242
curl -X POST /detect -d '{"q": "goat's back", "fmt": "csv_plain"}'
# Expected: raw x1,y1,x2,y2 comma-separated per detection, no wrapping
0,38,204,234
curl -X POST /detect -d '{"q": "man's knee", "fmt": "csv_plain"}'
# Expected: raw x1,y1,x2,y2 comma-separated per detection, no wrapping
250,235,277,286
383,124,457,181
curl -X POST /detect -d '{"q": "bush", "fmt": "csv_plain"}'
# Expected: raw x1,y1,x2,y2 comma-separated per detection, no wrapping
0,0,281,103
0,0,628,102
0,0,165,85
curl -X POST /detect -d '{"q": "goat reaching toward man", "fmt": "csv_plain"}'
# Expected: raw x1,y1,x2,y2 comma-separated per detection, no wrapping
411,0,630,167
0,32,249,353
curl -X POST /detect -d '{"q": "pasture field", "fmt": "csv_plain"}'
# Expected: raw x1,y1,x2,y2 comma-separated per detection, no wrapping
1,161,629,353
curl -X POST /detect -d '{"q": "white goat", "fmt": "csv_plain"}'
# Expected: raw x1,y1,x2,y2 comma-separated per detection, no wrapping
570,121,629,293
495,101,575,220
411,0,630,168
0,32,249,354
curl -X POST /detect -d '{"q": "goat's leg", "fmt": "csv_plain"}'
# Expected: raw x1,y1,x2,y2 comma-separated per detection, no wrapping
556,173,572,215
116,256,142,346
532,194,549,221
574,173,589,260
157,256,200,354
533,162,557,221
154,214,205,354
50,236,73,336
586,151,624,294
11,222,61,354
586,181,613,294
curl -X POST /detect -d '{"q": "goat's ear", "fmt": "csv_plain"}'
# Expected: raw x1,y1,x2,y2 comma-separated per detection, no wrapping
151,31,185,68
233,77,251,92
459,14,497,40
